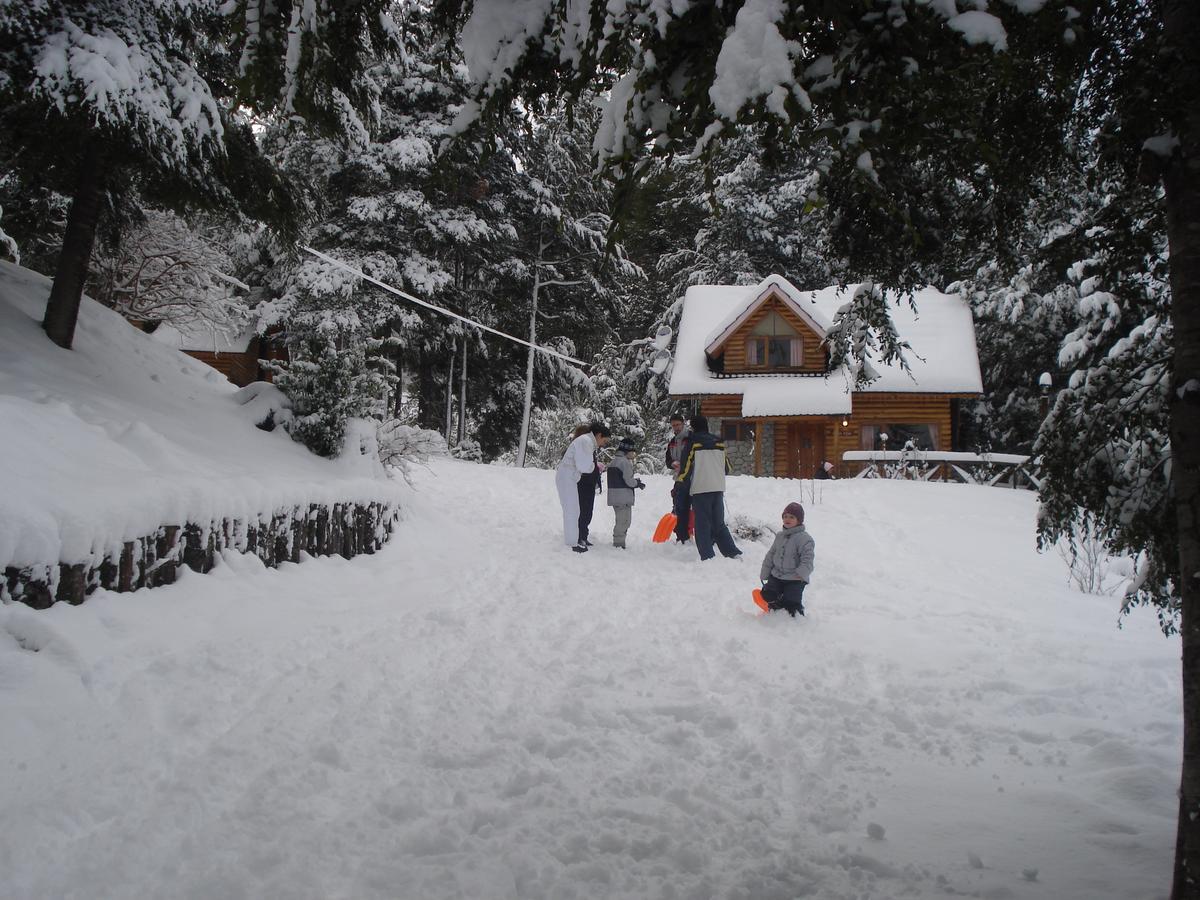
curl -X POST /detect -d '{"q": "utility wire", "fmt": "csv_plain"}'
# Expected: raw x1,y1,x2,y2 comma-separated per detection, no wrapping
300,246,586,366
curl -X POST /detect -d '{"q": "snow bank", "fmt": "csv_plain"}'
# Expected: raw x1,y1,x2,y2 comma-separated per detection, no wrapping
0,262,405,570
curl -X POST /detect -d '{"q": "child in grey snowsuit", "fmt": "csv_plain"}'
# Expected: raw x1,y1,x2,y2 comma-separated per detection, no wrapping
759,501,815,616
606,438,646,548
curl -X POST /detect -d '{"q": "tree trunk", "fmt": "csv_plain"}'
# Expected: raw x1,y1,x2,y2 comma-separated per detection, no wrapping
416,346,440,430
43,142,108,349
444,339,455,442
394,349,405,418
516,239,544,468
457,340,468,445
1165,0,1200,896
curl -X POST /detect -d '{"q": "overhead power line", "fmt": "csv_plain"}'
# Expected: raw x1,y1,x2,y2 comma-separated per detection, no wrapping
300,246,586,366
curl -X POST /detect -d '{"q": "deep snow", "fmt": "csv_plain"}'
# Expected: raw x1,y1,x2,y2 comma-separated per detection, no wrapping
0,458,1179,900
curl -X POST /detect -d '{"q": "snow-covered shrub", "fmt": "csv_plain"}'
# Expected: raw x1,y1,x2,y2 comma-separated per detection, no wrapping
729,514,774,544
377,421,448,483
1056,512,1139,597
451,439,483,462
231,381,294,432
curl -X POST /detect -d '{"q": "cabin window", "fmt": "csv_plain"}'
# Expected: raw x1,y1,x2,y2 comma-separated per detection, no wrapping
722,420,756,442
745,336,803,368
860,424,939,451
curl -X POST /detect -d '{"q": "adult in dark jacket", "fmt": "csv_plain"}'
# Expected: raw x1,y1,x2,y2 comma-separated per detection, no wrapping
665,413,692,543
677,416,742,561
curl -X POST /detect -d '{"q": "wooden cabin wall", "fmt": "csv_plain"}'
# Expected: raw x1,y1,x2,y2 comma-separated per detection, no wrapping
686,392,963,477
699,395,742,417
826,393,954,473
185,349,260,387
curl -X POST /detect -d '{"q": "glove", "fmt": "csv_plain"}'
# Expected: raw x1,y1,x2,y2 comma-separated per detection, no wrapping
635,479,646,490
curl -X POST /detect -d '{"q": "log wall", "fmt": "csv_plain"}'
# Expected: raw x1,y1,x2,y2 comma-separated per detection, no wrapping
2,500,400,609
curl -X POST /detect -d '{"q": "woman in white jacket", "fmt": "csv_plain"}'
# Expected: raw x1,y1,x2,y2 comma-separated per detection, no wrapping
556,422,610,552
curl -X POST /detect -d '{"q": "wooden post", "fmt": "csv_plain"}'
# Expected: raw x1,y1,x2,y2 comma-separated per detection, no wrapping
754,419,763,476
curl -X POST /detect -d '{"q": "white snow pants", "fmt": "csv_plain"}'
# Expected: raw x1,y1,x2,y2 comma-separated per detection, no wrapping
555,467,581,546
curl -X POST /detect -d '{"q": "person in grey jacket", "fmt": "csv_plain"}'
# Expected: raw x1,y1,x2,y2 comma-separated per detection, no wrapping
759,501,815,616
606,437,646,548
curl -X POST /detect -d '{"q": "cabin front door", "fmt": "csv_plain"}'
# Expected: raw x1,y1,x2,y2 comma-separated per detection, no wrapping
785,422,825,479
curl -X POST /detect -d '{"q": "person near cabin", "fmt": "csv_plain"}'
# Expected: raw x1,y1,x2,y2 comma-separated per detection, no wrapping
556,422,610,553
677,415,742,561
665,413,693,543
607,437,646,548
814,460,836,480
759,502,815,617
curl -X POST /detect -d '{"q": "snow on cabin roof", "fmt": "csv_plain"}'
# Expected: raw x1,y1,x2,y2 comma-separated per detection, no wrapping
702,273,832,353
669,276,983,418
148,320,259,354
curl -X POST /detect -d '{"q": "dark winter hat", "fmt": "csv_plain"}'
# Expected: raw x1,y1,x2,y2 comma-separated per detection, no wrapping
690,415,709,433
617,437,636,453
782,502,805,523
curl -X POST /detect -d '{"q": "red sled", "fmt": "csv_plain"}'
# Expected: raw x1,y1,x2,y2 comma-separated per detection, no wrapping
651,510,695,543
752,588,771,613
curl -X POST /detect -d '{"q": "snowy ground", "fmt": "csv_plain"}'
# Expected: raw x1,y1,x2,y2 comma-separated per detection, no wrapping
0,459,1180,899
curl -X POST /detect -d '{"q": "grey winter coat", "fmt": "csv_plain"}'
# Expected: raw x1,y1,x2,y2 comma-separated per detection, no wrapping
760,525,815,582
606,454,637,507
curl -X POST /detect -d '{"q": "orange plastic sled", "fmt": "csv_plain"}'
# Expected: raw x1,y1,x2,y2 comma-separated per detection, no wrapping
752,589,771,613
652,513,676,543
652,510,696,543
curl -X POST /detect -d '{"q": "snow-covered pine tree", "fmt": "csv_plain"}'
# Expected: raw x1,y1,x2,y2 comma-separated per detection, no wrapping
0,0,396,349
508,98,643,466
248,3,529,455
655,132,834,297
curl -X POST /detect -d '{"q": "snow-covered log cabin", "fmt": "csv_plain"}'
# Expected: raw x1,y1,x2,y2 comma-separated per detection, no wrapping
667,275,984,478
142,321,285,387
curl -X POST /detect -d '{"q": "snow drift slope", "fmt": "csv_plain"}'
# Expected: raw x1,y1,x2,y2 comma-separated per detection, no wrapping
0,458,1180,899
0,262,403,569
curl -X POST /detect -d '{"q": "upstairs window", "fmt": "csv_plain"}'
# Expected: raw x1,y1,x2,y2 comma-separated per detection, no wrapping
746,336,803,368
745,309,804,368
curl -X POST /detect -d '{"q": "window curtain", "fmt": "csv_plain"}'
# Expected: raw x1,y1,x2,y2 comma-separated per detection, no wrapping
789,338,803,366
746,338,762,365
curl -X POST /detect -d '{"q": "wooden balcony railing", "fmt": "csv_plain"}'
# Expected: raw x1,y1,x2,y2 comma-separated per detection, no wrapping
841,450,1041,489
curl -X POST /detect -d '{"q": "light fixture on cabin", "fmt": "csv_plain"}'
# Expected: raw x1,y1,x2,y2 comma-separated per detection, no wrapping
841,418,849,427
